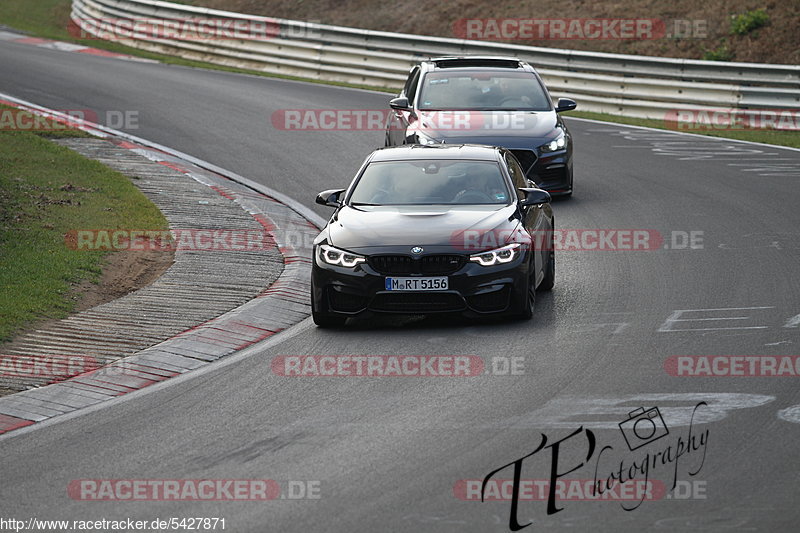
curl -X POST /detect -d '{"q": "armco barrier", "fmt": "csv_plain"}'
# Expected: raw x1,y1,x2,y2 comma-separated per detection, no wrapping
71,0,799,120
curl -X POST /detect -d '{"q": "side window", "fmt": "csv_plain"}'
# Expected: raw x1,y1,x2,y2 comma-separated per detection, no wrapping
403,67,421,103
504,153,527,200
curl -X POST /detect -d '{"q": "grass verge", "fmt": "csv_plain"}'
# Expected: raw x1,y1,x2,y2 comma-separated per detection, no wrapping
0,0,795,149
0,105,168,343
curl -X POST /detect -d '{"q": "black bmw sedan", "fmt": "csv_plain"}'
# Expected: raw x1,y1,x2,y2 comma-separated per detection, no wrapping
311,144,555,327
385,56,577,196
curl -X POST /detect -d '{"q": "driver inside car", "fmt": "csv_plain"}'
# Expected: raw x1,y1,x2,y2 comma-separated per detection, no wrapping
453,166,506,203
491,78,533,108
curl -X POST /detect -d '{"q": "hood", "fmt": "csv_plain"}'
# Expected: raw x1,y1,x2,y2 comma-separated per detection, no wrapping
328,204,518,252
414,110,558,147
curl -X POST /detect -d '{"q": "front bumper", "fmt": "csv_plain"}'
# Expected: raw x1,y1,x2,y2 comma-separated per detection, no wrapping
510,149,573,196
312,251,529,318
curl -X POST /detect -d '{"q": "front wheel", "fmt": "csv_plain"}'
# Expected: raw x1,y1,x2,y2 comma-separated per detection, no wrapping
537,221,555,291
515,269,535,320
538,250,555,292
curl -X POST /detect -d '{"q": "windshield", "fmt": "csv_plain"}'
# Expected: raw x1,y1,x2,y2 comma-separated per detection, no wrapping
349,160,511,206
417,70,552,111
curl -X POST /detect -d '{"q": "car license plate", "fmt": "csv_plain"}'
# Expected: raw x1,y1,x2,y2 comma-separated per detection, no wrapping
385,277,448,291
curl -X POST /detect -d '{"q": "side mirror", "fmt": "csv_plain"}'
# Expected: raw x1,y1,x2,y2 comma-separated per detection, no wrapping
316,188,346,208
519,188,551,206
555,98,577,113
389,97,411,110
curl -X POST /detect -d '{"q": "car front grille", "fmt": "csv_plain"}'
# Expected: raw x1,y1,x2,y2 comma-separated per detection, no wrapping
370,292,466,313
369,255,465,275
509,149,538,178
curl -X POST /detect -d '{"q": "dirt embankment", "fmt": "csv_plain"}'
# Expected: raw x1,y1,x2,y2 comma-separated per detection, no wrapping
192,0,799,65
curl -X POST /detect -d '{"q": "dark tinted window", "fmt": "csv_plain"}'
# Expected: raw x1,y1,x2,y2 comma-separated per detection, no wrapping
404,67,420,102
504,153,528,200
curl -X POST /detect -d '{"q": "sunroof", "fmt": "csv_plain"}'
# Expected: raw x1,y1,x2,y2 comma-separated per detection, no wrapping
433,58,521,69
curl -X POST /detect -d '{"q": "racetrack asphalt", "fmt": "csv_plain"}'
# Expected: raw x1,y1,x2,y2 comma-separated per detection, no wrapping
1,38,800,531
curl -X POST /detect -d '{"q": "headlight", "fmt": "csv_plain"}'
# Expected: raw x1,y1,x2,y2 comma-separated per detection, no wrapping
538,131,567,153
469,243,521,266
318,244,365,267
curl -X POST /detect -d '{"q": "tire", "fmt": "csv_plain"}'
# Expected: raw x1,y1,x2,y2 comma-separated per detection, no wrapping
538,249,555,292
538,221,555,291
515,268,535,320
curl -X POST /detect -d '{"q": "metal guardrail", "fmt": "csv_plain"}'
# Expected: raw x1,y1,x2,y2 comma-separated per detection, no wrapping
71,0,799,120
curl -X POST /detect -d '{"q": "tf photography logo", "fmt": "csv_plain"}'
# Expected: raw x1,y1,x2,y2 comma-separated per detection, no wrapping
480,402,709,530
618,406,669,451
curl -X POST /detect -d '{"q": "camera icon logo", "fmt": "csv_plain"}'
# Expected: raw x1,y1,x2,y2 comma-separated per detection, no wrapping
618,406,669,451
